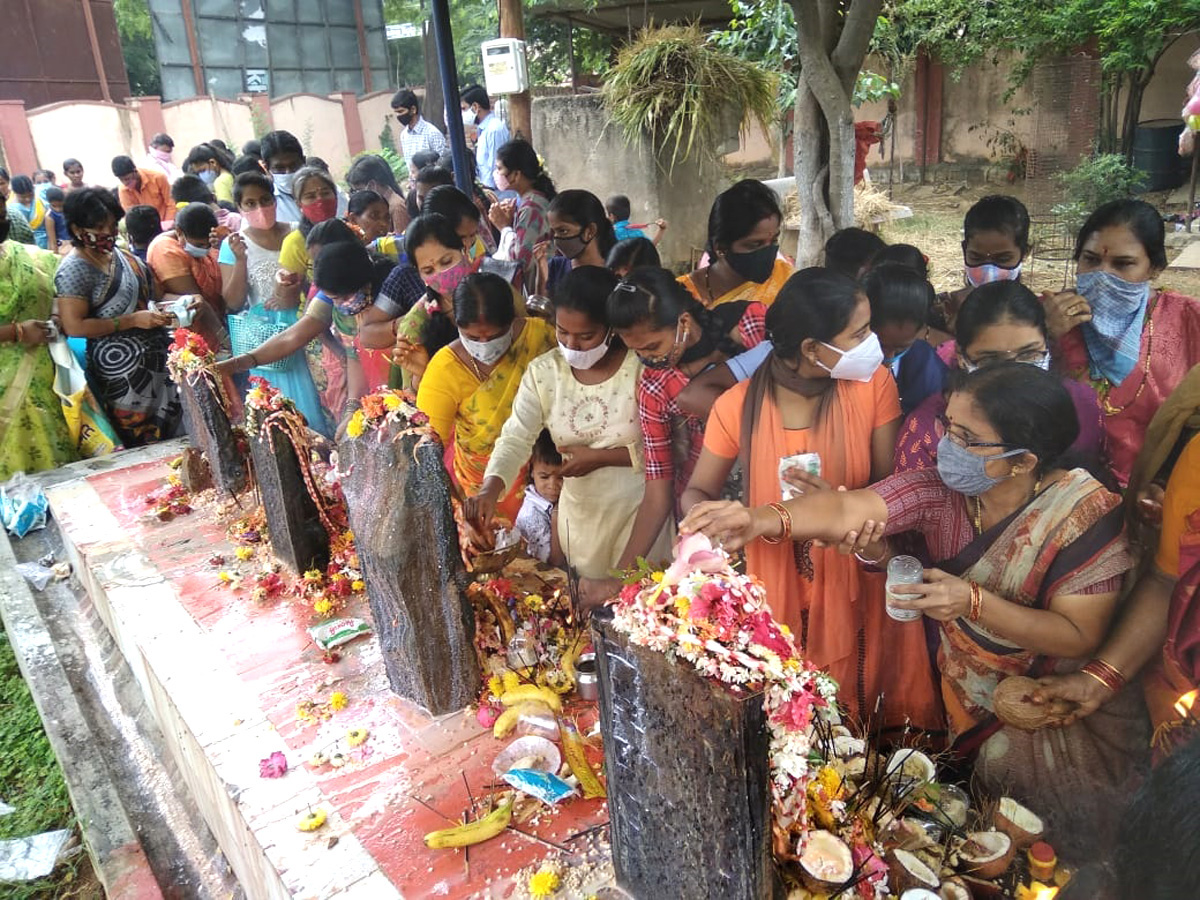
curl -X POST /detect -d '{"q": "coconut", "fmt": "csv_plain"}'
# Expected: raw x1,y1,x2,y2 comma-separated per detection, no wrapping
939,877,973,900
886,749,937,784
958,831,1014,880
890,818,938,852
799,831,855,892
992,676,1070,730
995,796,1044,849
890,848,941,894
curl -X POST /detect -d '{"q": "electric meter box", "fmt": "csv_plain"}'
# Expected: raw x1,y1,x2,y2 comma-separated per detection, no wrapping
481,38,529,95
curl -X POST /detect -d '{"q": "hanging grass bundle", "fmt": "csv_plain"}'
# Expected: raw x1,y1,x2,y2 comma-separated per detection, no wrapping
602,23,777,168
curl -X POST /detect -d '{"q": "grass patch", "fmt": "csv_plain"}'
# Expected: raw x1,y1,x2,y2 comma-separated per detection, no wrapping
0,626,92,899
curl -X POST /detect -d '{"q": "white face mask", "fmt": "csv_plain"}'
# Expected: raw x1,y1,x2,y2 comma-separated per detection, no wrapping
460,328,513,365
558,332,611,370
273,172,296,195
816,332,884,382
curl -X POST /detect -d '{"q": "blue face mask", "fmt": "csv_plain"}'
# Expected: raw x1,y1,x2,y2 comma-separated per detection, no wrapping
936,435,1027,497
183,240,211,259
1076,269,1151,314
198,169,218,186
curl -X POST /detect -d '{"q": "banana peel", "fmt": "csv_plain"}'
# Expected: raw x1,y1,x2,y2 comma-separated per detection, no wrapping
561,720,606,799
423,794,513,849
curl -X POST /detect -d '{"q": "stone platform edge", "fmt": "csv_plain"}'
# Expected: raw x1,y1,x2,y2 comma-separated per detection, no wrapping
43,460,402,900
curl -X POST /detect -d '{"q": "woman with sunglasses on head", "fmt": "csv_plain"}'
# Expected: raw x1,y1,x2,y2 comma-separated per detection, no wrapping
465,266,669,576
53,187,181,445
577,267,767,605
680,267,940,733
895,281,1106,476
682,362,1147,848
530,190,616,297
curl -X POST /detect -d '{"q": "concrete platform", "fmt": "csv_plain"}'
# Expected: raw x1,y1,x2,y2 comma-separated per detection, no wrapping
31,446,608,898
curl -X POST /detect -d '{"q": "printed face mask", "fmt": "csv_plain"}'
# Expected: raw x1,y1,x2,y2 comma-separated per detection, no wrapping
243,206,276,230
424,258,471,297
1075,269,1152,314
725,244,778,284
558,332,611,370
638,322,687,370
332,289,371,316
936,435,1027,497
815,332,884,382
460,327,513,365
301,196,338,225
964,262,1022,288
80,230,117,254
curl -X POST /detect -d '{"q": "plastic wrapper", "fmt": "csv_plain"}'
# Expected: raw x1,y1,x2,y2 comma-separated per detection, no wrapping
778,452,822,500
514,708,560,740
307,617,371,651
502,768,576,805
1,474,48,538
14,563,54,591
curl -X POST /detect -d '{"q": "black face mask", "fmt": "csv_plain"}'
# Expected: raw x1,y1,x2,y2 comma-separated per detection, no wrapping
725,243,778,284
397,111,414,126
552,231,591,261
0,218,9,244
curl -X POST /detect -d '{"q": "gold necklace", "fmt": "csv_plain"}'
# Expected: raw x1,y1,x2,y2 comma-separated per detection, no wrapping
974,477,1042,535
1097,301,1154,417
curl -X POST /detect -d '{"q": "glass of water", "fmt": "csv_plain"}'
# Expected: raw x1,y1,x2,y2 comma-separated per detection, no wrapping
886,555,925,622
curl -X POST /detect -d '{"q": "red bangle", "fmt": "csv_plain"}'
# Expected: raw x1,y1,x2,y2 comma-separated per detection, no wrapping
1080,658,1126,694
968,581,983,622
761,502,792,544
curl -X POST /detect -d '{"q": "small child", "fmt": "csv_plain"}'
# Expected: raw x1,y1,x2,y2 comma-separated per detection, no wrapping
862,262,946,415
124,204,163,263
605,195,667,246
515,431,563,564
44,186,66,252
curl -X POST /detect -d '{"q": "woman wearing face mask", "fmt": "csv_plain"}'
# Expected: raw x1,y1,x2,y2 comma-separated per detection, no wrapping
896,281,1106,476
184,143,236,205
464,266,668,575
218,172,326,432
680,179,793,309
531,190,616,296
1044,199,1200,489
277,167,341,288
215,240,394,436
683,363,1147,845
54,187,181,445
487,140,556,284
931,195,1031,336
679,268,939,731
416,272,554,523
346,154,411,235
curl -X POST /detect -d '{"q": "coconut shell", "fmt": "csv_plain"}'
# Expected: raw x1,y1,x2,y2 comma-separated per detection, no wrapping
939,877,973,900
959,831,1014,880
994,796,1044,849
799,831,854,892
992,676,1061,730
890,848,941,894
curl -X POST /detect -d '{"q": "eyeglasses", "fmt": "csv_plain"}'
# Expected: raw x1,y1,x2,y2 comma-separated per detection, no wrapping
936,415,1017,451
962,348,1049,367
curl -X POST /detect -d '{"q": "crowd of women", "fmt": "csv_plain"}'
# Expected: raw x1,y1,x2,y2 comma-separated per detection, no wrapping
3,113,1200,880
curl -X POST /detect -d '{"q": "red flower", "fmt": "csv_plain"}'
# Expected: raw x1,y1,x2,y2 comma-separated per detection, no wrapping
772,693,815,730
618,583,640,605
410,411,430,426
749,613,792,657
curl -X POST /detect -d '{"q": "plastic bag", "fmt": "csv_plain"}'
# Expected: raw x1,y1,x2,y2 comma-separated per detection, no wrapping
502,768,576,805
0,473,47,538
47,339,121,459
14,563,54,591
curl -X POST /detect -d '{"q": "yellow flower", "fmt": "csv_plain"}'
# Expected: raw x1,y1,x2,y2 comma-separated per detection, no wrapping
650,571,664,583
528,867,560,897
673,596,691,616
218,571,234,583
383,393,402,410
346,728,368,747
235,546,254,561
780,624,792,636
303,568,323,583
345,411,365,439
351,580,365,592
488,675,504,697
297,808,327,832
313,598,333,616
329,691,348,712
525,594,544,612
501,671,521,692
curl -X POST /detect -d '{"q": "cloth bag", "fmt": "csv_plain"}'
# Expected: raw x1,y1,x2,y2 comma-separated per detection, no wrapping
47,339,121,458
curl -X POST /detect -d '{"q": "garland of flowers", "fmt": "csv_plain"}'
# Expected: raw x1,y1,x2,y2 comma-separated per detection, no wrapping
343,388,430,440
611,533,839,834
166,328,235,412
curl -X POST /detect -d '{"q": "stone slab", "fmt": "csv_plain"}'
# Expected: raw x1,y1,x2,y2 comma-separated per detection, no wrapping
250,427,329,574
1168,238,1200,269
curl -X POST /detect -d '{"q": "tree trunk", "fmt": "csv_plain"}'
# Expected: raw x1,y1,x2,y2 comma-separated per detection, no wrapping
498,0,532,141
793,79,830,267
1121,74,1149,162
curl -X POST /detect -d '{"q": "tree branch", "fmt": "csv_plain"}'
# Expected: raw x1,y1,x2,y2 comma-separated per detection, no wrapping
832,0,884,93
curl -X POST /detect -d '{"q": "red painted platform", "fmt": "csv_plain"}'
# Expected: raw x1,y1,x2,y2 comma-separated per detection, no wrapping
46,451,611,899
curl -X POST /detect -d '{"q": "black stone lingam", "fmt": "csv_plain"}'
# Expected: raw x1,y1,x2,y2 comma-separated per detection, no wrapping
338,426,479,715
592,607,783,900
179,375,247,497
249,425,329,574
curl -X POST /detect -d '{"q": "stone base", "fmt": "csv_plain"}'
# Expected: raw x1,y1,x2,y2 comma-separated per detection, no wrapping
249,427,329,574
593,608,783,900
179,376,247,497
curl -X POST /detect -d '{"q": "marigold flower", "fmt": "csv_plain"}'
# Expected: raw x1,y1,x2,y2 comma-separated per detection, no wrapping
297,808,326,832
303,569,323,583
351,579,365,592
313,598,334,616
528,867,560,897
345,411,365,439
346,727,368,747
329,691,348,712
235,546,254,561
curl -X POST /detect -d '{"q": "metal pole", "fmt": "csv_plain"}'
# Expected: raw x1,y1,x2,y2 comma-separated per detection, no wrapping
429,0,473,195
1188,143,1199,233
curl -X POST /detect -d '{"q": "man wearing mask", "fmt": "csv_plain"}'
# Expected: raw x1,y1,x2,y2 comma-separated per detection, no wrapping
460,85,509,190
260,130,346,224
392,89,446,162
145,202,228,354
144,133,183,184
112,155,174,224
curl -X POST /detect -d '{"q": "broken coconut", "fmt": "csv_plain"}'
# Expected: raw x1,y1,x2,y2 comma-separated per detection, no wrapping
958,830,1014,880
995,796,1045,849
939,877,973,900
890,848,941,893
799,831,855,892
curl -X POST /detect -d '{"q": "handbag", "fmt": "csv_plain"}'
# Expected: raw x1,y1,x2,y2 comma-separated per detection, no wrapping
47,339,121,458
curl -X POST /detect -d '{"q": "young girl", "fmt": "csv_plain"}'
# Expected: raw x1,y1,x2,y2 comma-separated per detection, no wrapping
862,262,946,415
515,431,563,564
534,189,617,295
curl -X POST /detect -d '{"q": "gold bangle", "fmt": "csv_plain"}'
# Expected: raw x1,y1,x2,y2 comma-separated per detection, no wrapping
761,502,792,544
968,581,983,622
14,322,25,343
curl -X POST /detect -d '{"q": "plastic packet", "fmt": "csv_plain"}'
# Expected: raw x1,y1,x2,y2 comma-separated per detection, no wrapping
778,452,821,500
514,708,560,741
307,617,371,651
0,474,48,538
502,768,576,805
14,563,54,591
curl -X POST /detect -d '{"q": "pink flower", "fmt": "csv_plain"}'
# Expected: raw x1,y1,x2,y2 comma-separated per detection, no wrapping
259,751,288,778
662,533,727,585
750,613,792,657
619,583,641,605
772,693,815,730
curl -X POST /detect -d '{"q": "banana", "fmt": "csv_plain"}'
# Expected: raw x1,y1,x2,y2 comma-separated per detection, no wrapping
501,671,521,692
561,721,606,799
492,701,554,738
559,633,586,688
500,684,562,712
424,795,513,849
